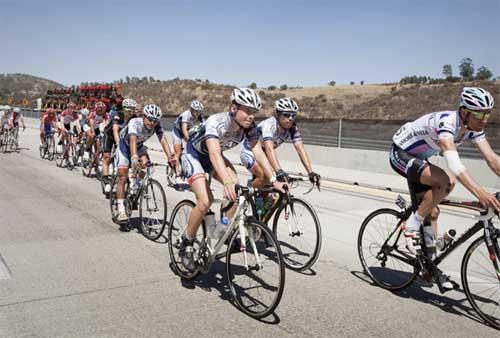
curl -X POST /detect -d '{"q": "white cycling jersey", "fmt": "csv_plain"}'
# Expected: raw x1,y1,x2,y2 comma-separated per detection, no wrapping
173,110,204,131
189,112,260,155
243,116,302,149
392,110,485,159
120,117,164,148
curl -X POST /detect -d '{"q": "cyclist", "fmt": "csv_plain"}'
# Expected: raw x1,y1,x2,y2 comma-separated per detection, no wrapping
102,98,138,195
390,87,500,289
58,102,82,148
172,100,205,175
40,108,57,145
85,101,109,152
114,104,173,228
178,88,287,271
0,107,11,136
10,107,26,131
240,98,320,188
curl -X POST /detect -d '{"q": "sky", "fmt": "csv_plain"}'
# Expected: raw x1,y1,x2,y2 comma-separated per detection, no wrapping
1,0,499,87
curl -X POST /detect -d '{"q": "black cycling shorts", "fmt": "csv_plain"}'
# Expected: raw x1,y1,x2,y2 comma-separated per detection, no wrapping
103,132,115,153
389,143,431,193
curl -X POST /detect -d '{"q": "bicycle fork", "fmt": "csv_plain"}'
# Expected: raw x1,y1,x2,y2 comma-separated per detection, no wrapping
283,202,303,238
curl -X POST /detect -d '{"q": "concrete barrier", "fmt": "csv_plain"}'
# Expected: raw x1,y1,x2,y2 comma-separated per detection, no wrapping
25,117,498,199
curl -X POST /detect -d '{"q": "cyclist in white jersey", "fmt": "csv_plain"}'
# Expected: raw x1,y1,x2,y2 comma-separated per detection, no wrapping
114,104,173,226
390,87,500,289
240,98,320,186
172,100,205,175
178,88,287,271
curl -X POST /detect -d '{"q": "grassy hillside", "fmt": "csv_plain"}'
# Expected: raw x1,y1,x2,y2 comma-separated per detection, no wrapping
0,73,63,104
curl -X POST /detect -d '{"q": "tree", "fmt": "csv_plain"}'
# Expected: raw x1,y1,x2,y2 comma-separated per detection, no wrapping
328,81,336,86
442,64,453,78
267,85,277,90
280,84,288,90
149,76,155,82
475,66,493,80
350,81,355,85
125,76,130,83
249,82,257,89
360,80,364,85
459,58,474,81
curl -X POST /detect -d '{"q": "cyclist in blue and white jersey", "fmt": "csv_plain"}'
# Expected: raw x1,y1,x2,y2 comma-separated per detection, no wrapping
240,98,320,187
178,88,287,270
114,104,173,226
172,100,205,175
390,87,500,289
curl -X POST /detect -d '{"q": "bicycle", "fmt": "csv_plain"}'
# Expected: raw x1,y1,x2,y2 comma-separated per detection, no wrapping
109,162,168,241
357,188,500,329
81,134,103,179
56,131,78,170
250,174,322,272
39,131,56,161
168,185,285,319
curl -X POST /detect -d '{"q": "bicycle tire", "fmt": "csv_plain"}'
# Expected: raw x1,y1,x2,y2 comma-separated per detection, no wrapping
47,137,55,161
461,235,500,329
358,208,418,290
139,179,168,241
39,143,46,159
82,147,94,177
272,197,322,271
167,199,206,280
226,218,285,319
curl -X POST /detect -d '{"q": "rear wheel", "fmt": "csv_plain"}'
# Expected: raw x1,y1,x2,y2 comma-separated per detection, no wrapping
167,200,206,280
358,208,417,290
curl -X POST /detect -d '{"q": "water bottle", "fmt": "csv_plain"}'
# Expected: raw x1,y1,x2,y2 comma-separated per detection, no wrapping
255,196,264,217
214,213,229,239
204,211,216,239
436,229,456,251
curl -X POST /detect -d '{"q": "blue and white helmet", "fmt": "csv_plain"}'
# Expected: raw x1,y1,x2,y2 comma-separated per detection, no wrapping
275,98,299,113
143,104,162,121
231,88,262,110
460,87,494,110
80,108,90,116
190,100,204,112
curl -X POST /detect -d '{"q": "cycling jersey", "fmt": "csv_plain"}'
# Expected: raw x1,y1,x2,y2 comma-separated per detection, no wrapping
119,117,164,149
392,110,485,160
173,110,204,132
189,112,260,156
240,116,303,170
103,110,130,153
88,111,109,126
61,110,80,124
11,112,23,125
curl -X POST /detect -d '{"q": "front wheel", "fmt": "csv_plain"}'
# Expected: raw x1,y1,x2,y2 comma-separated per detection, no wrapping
227,219,285,319
461,235,500,329
272,197,321,271
358,208,418,290
139,179,167,241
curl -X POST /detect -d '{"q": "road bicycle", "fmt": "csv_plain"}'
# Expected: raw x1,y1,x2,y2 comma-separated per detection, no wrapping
56,131,78,170
109,162,168,241
357,187,500,329
39,131,56,161
168,185,285,319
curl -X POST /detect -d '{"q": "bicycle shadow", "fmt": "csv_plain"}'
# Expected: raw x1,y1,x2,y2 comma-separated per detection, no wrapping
169,259,281,324
350,269,488,327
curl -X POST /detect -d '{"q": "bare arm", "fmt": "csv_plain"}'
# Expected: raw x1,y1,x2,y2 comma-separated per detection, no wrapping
263,140,282,172
159,135,172,158
293,141,313,173
474,140,500,176
129,134,138,158
112,124,121,145
181,123,189,141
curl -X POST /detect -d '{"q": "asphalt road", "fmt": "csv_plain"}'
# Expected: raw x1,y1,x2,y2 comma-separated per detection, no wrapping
0,128,498,337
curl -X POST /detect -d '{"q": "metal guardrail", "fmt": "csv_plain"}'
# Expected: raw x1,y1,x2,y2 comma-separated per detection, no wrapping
22,109,493,159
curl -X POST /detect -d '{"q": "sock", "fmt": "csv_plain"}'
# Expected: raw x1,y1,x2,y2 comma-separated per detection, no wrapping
117,199,125,212
406,212,424,232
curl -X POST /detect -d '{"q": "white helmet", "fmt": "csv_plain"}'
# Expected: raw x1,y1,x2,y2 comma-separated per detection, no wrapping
275,98,299,112
190,100,204,112
143,104,162,120
13,107,20,113
460,87,494,110
122,98,137,109
230,88,262,110
80,108,90,116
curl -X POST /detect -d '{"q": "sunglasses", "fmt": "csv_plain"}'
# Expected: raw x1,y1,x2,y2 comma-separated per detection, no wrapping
465,108,491,121
146,116,159,123
281,112,297,119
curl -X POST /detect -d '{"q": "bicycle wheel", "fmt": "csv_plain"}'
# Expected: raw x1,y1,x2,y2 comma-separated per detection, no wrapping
227,219,285,319
139,179,167,241
358,208,417,290
272,197,321,271
47,137,55,161
81,147,94,177
167,199,206,280
39,143,47,159
461,235,500,329
66,144,76,170
56,145,67,167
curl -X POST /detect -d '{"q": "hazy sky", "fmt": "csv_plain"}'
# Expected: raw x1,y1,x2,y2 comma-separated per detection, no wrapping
1,0,499,87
